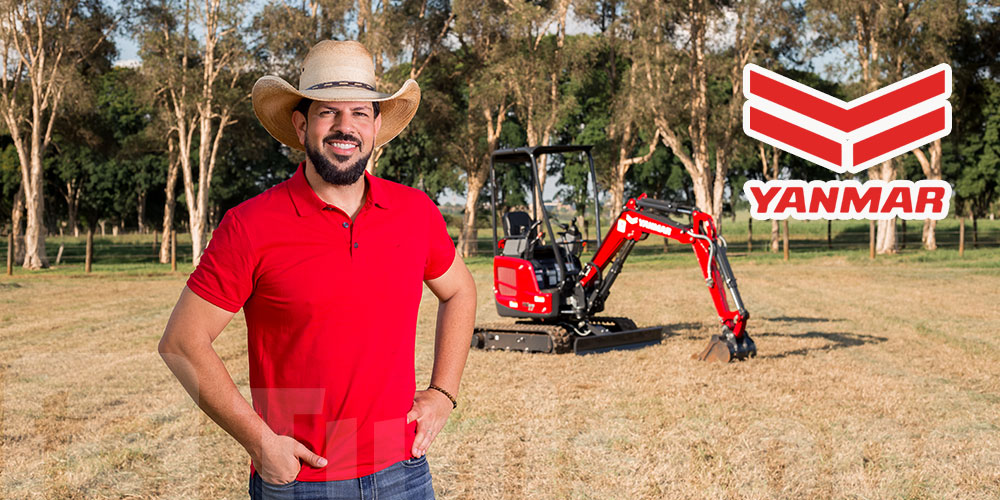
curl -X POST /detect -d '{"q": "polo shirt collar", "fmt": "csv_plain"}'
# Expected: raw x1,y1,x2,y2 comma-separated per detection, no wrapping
287,162,390,217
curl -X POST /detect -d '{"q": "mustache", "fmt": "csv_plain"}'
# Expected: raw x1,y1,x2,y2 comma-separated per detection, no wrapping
323,132,361,145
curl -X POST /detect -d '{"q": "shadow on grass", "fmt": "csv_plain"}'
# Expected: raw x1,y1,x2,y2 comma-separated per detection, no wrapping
661,322,707,338
765,316,844,324
754,330,888,359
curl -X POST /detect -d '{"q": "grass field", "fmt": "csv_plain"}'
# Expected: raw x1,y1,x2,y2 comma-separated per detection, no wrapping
2,248,999,499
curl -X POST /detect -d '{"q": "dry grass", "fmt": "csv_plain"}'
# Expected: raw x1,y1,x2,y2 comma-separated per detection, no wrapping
1,257,999,499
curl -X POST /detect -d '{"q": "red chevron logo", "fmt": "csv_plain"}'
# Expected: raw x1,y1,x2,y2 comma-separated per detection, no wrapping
743,64,952,174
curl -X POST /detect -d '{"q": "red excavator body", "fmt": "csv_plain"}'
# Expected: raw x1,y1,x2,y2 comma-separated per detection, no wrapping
472,145,755,361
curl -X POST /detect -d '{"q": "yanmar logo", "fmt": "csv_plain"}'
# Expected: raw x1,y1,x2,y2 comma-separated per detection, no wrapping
742,64,953,220
625,214,673,236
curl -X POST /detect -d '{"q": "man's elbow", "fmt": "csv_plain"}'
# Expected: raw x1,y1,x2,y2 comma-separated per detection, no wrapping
453,273,477,306
158,325,199,360
158,329,179,359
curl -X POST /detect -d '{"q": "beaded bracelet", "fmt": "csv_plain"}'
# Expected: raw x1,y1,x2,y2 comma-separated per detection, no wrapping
427,384,457,409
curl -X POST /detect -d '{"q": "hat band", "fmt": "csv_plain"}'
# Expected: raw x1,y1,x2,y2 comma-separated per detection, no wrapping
305,80,376,91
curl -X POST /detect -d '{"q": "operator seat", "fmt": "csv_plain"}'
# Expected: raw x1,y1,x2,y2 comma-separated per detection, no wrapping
502,211,535,257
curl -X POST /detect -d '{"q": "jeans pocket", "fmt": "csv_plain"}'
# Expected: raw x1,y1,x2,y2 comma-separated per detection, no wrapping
261,477,298,489
401,454,428,468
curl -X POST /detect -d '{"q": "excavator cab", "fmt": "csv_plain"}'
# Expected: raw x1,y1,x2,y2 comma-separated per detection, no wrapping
501,211,583,290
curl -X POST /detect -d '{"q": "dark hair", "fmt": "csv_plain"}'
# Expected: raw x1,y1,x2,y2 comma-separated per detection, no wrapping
293,98,380,119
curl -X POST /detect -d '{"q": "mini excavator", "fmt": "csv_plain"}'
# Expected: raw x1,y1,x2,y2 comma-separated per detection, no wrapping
471,145,756,361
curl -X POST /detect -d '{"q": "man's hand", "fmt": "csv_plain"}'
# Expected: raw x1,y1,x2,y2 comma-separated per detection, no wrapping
253,432,328,485
406,389,454,457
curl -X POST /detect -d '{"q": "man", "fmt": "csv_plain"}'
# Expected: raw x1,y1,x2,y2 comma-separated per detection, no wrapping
158,40,476,500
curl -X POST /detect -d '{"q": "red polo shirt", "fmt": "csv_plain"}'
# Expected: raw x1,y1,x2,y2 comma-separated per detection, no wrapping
186,163,455,481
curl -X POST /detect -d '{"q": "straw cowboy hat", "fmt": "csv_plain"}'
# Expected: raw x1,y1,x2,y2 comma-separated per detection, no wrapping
252,40,420,151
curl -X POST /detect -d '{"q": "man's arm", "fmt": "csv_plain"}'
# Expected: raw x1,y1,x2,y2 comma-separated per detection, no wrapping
406,253,477,457
158,287,326,484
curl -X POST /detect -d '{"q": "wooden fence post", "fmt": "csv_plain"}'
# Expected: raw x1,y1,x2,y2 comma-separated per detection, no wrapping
869,220,876,259
958,216,965,257
6,232,12,276
782,219,789,261
171,229,177,272
85,227,94,273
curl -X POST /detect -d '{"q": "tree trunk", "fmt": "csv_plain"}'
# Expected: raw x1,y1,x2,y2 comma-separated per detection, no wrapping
11,184,25,266
608,176,625,223
6,232,12,275
871,160,897,254
22,153,48,269
876,218,897,254
769,220,780,253
137,190,147,234
458,168,488,257
66,181,80,237
827,220,832,250
972,215,978,248
900,219,906,250
608,125,659,222
160,141,180,263
922,219,937,250
913,140,942,250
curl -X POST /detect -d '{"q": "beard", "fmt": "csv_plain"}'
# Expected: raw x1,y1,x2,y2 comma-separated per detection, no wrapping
304,132,370,186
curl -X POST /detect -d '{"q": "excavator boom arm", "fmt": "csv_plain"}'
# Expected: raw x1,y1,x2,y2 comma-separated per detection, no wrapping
579,195,750,340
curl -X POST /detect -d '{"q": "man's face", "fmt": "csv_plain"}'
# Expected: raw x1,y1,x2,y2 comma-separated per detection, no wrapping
293,100,382,186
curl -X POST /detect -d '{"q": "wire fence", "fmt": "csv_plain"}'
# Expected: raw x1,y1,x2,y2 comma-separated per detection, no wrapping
4,225,996,268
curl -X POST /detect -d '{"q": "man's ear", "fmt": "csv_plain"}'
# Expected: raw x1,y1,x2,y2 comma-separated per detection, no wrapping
373,110,382,137
292,108,308,145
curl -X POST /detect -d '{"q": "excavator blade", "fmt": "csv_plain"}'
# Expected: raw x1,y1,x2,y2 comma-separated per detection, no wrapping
472,319,663,355
573,326,663,355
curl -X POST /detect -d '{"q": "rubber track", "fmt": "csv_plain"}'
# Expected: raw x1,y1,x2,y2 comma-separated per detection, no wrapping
474,322,574,353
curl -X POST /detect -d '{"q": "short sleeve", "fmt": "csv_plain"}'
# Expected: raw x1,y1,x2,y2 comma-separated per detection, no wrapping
186,210,255,312
423,197,456,280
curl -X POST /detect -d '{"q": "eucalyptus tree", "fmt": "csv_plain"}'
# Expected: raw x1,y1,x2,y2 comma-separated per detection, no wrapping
807,0,961,254
503,0,574,217
0,0,115,268
448,0,520,257
135,0,252,265
626,0,794,226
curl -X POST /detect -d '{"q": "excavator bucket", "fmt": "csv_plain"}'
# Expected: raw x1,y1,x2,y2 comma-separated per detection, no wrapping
692,329,757,362
692,335,735,362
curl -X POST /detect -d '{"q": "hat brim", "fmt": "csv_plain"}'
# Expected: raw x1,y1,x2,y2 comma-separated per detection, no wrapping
252,76,421,151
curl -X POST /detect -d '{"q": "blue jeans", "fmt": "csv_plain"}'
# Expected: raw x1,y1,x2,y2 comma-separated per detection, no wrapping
248,455,435,500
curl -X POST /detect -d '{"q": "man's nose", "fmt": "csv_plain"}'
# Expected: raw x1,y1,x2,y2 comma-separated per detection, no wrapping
331,112,360,135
